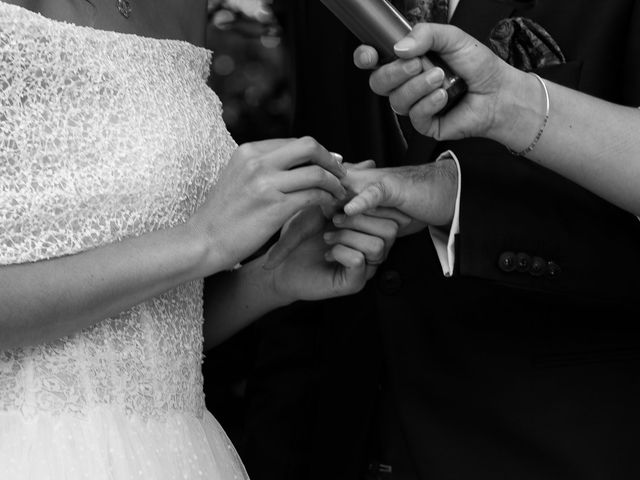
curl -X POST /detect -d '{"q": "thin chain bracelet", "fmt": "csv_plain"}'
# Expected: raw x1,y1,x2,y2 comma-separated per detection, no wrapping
508,72,550,157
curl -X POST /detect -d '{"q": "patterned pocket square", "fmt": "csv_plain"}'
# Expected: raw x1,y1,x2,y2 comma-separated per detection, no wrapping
489,17,566,71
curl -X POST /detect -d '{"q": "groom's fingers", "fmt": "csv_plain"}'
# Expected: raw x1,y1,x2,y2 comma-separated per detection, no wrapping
344,159,377,171
343,182,390,216
364,208,413,230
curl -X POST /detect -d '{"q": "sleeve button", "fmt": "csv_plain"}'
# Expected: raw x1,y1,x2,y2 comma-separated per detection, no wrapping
516,252,531,272
498,251,517,272
530,256,547,277
378,270,403,294
547,261,561,277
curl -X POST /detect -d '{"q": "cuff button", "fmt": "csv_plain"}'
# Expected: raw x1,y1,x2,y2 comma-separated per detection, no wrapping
530,256,547,277
516,252,532,273
547,261,561,277
498,251,517,272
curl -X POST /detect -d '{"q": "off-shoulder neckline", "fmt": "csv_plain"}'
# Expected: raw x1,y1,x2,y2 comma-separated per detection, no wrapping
0,0,211,55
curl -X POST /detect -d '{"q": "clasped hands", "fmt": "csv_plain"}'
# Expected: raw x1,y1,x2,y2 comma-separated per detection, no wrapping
199,22,511,304
262,156,458,303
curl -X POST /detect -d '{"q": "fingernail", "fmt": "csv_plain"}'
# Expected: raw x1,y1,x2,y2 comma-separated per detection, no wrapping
324,251,334,262
333,214,345,225
433,88,447,104
403,59,422,75
331,152,344,164
425,68,445,86
359,51,374,65
323,232,335,243
394,37,416,52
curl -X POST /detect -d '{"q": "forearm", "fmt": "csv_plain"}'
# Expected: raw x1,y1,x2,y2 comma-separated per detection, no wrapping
203,257,290,350
495,67,640,215
0,223,219,350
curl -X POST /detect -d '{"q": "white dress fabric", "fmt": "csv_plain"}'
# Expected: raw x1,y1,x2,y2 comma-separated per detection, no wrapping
0,2,246,479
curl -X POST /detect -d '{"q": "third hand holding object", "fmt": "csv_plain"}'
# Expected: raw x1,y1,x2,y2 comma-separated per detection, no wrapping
354,22,534,148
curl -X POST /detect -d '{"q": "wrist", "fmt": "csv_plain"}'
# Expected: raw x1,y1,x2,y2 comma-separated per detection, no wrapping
488,65,545,150
246,256,296,309
181,220,237,278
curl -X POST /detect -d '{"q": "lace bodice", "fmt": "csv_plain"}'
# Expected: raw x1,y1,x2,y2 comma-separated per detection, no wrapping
0,3,237,419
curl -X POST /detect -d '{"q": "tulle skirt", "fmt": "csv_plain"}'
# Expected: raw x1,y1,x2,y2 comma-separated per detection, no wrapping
0,407,249,479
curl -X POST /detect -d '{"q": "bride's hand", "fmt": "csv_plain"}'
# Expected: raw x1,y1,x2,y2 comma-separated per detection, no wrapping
263,206,403,303
187,137,347,273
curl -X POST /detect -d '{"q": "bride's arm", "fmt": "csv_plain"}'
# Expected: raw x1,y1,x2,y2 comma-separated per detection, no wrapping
202,259,291,351
0,138,346,350
0,224,212,350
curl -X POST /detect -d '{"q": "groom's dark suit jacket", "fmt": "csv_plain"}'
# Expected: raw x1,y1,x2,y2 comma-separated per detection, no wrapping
239,1,640,479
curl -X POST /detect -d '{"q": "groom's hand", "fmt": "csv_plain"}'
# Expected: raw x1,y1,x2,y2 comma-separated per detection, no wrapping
341,158,458,228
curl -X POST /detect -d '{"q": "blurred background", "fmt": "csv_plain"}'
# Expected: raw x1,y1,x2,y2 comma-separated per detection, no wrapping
203,0,289,447
206,0,291,144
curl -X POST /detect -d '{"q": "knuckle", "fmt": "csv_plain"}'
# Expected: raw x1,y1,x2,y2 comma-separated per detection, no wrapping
412,22,430,37
371,181,387,200
371,237,386,256
310,190,331,206
245,156,262,175
299,136,319,153
253,176,273,196
236,142,254,158
409,108,430,133
312,165,328,182
386,221,399,238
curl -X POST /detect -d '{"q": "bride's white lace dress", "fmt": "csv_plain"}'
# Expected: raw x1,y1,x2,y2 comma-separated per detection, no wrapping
0,3,247,478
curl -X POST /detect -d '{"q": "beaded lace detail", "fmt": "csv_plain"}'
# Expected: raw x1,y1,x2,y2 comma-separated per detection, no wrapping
0,3,237,419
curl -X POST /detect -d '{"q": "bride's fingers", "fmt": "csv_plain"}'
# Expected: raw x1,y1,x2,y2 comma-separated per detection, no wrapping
332,214,398,251
263,208,325,270
326,244,368,295
324,229,386,266
264,137,346,180
242,138,297,155
281,189,337,220
274,165,347,200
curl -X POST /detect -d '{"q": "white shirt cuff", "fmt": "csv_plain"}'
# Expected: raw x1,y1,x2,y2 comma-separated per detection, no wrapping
428,150,462,277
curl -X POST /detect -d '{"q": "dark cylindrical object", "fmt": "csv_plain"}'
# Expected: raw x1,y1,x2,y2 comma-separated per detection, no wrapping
320,0,467,115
